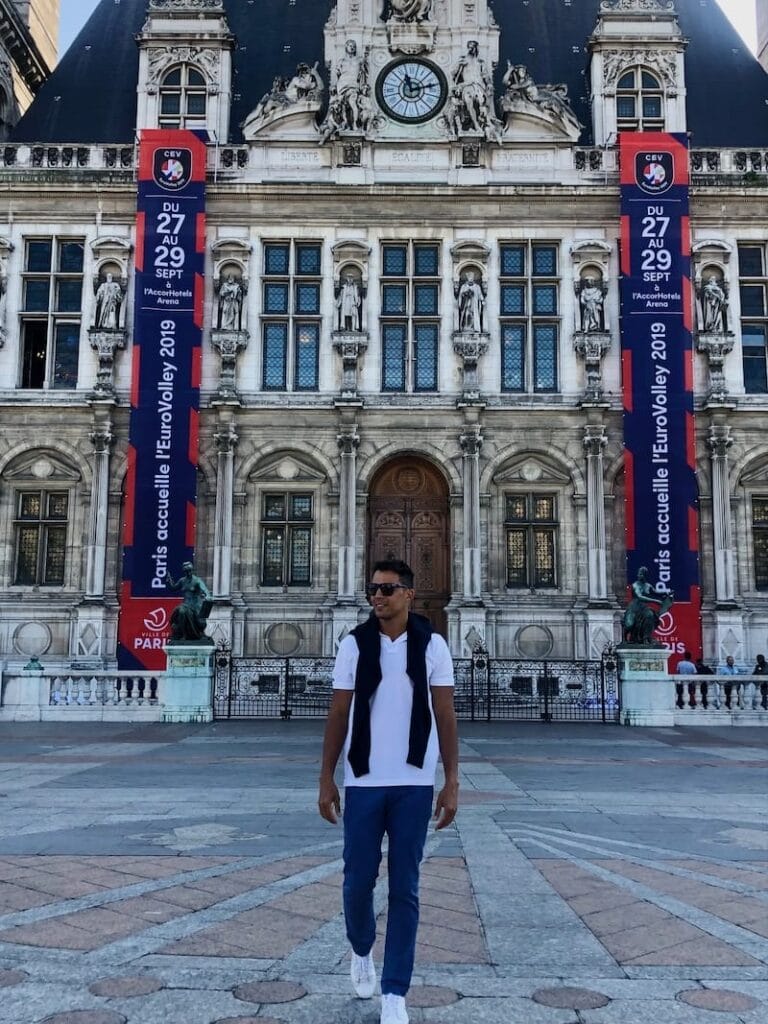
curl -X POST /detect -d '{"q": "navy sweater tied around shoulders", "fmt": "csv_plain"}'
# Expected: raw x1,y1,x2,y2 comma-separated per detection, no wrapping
347,612,433,779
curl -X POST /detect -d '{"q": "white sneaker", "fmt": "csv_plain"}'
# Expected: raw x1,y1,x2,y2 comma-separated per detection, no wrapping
380,993,409,1024
350,950,376,998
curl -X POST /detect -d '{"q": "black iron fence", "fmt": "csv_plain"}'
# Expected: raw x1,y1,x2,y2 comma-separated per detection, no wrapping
213,649,619,723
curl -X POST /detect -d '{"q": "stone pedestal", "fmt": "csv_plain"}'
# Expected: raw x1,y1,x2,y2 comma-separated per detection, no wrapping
618,645,674,727
163,643,215,724
1,661,48,721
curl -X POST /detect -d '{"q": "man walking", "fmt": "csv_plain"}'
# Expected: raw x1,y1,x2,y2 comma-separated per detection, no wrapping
318,559,459,1024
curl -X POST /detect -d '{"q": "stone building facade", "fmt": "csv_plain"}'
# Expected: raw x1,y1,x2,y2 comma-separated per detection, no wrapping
2,0,768,670
0,0,57,136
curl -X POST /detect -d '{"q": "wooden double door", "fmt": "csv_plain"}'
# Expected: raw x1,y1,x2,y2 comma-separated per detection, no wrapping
367,458,451,636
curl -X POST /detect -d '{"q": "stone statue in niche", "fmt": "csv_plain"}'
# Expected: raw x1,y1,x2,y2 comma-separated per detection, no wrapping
701,274,728,333
335,273,363,332
456,269,486,333
94,271,125,330
216,271,246,332
578,276,607,333
451,41,501,141
382,0,433,22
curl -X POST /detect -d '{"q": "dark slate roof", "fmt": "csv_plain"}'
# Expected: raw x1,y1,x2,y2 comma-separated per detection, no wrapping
13,0,768,147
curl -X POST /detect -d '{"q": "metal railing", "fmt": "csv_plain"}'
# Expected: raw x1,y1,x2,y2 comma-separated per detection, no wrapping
213,650,619,723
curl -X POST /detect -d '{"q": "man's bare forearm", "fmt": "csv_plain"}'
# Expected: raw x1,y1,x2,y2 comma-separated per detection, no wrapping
437,713,459,783
432,690,459,784
320,703,350,782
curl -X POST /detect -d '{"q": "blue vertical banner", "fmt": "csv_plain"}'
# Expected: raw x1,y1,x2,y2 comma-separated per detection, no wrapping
118,130,207,670
620,132,702,663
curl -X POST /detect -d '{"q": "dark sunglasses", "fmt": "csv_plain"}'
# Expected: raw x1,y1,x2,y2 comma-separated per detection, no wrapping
365,582,410,597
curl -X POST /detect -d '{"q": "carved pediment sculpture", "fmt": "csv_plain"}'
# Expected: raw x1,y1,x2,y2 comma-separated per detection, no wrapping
242,62,325,140
382,0,433,22
500,62,583,142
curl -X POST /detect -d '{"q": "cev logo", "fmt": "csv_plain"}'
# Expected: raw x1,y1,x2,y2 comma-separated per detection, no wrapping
144,608,169,633
644,162,667,187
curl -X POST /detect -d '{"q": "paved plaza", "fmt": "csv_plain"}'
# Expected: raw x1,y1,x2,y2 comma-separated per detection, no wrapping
0,721,766,1023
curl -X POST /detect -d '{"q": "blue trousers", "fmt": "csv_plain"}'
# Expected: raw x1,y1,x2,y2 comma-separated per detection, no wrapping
343,785,433,997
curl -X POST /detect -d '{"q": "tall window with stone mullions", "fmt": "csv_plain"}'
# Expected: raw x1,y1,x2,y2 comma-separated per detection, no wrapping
260,493,314,587
738,244,768,394
14,490,69,586
380,241,440,393
20,238,84,389
261,241,322,391
505,493,558,589
500,242,559,393
751,497,768,591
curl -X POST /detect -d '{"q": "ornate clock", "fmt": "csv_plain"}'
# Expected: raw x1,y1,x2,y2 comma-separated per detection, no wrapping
376,58,448,124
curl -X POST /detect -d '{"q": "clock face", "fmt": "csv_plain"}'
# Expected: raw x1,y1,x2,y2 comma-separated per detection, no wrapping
376,59,448,124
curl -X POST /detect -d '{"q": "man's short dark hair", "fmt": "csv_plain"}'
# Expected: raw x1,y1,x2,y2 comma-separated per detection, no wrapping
372,559,414,589
684,650,692,659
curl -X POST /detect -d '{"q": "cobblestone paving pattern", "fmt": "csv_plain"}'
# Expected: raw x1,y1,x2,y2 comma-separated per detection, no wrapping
0,721,765,1023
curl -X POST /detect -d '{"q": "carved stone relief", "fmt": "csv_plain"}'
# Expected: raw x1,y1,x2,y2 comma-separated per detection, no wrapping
500,62,582,141
602,48,678,95
146,46,220,92
241,62,324,138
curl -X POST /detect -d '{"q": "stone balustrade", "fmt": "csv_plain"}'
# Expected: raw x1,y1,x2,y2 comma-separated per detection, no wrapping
0,669,163,722
49,672,161,708
0,144,136,172
671,674,768,718
3,143,765,186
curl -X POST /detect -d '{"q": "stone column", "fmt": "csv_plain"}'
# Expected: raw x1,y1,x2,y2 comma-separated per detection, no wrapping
708,425,736,604
584,425,608,602
213,422,238,599
460,427,483,602
337,430,360,601
85,423,114,598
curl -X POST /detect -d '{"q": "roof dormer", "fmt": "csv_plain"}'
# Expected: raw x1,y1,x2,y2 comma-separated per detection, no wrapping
136,0,235,142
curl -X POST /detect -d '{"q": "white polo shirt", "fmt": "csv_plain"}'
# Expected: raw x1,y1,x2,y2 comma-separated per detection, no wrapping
333,631,454,788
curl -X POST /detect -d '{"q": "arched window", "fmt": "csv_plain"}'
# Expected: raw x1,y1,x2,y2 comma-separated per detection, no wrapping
159,65,208,130
616,67,664,132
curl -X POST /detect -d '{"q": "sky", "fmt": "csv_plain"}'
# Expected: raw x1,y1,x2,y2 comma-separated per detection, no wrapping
58,0,758,57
